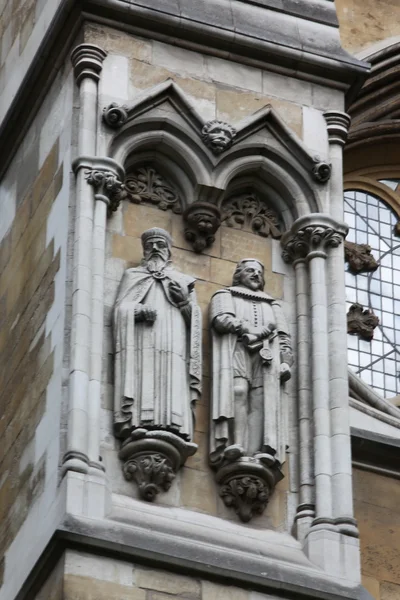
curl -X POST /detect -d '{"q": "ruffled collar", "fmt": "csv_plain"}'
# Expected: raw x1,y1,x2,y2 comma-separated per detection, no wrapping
228,285,275,302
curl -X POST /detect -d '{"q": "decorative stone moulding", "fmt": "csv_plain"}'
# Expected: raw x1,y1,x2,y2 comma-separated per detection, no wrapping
86,168,126,215
347,303,379,341
201,120,237,154
103,102,129,128
282,222,345,263
119,429,197,501
124,166,182,213
312,157,332,183
70,43,107,84
215,454,283,523
183,202,221,252
221,192,283,238
344,240,379,273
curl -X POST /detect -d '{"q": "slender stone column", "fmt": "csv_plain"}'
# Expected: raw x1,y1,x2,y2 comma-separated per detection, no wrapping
282,216,347,530
62,45,107,475
293,258,314,540
324,112,358,537
85,166,125,474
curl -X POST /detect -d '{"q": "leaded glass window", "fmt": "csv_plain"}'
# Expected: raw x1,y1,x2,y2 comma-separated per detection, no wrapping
345,189,400,398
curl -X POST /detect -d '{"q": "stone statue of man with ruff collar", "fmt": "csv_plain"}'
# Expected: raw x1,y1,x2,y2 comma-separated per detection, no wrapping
210,258,293,468
113,228,202,499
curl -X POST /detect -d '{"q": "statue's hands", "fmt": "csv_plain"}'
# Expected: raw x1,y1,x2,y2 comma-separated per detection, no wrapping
142,307,157,323
169,281,189,306
241,323,276,340
280,362,291,382
134,304,157,323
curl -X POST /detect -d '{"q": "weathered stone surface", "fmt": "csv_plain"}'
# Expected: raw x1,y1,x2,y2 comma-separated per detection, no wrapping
64,575,147,600
381,581,400,600
136,567,201,597
202,581,249,600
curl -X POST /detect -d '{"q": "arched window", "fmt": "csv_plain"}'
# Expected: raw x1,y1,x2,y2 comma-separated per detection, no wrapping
345,188,400,398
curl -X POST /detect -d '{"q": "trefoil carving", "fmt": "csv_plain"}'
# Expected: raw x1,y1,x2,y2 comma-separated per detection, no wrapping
124,167,182,213
201,120,237,154
103,102,129,128
344,240,379,274
347,303,379,341
222,192,282,238
86,169,125,215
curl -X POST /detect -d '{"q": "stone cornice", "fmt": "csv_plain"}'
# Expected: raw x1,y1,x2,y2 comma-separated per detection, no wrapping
0,0,369,182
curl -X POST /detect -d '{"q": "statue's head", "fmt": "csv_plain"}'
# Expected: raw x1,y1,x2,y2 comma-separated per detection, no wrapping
232,258,265,291
141,228,172,265
201,120,236,154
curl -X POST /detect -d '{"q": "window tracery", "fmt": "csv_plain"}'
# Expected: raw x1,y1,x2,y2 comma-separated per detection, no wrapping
345,188,400,398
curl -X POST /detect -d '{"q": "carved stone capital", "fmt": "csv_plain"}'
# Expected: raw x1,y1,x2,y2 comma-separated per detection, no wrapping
324,111,351,146
183,202,221,252
347,303,379,341
215,456,283,522
282,215,347,263
86,169,125,215
119,429,197,501
71,44,107,85
345,240,379,274
312,158,332,183
103,102,129,128
201,120,237,154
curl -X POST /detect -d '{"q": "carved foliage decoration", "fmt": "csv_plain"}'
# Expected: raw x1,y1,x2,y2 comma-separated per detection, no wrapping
347,303,379,341
312,158,332,183
282,225,343,263
123,453,176,501
220,475,270,523
124,167,182,213
222,193,282,238
345,240,379,274
86,169,125,215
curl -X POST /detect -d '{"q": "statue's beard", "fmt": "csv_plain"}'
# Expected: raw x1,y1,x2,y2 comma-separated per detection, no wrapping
144,255,168,272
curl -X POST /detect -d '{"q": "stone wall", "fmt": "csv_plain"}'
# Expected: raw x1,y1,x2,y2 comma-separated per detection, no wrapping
35,550,280,600
0,0,65,124
336,0,400,55
0,61,74,600
353,468,400,600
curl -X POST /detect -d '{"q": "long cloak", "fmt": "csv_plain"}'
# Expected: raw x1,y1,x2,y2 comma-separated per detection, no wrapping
113,265,202,441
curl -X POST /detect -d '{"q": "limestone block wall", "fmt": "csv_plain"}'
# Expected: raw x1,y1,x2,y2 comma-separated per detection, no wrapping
0,62,74,599
336,0,400,56
353,468,400,600
34,550,282,600
0,0,64,124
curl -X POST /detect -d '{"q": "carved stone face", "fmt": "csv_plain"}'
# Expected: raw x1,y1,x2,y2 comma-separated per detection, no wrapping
238,261,264,291
202,121,236,154
143,236,170,264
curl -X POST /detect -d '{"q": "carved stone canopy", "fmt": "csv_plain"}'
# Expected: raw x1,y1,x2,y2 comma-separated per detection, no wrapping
221,192,283,238
124,166,182,213
347,303,379,341
345,240,379,274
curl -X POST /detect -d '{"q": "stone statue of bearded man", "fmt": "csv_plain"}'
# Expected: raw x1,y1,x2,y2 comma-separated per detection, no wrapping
210,258,293,469
113,228,202,446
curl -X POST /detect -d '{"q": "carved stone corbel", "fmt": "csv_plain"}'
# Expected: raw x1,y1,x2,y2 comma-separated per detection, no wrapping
282,221,345,263
347,303,379,340
344,240,379,273
312,157,331,183
120,430,197,501
216,455,283,523
183,202,221,252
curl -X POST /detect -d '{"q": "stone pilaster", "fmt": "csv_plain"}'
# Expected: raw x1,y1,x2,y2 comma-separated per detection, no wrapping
62,45,107,476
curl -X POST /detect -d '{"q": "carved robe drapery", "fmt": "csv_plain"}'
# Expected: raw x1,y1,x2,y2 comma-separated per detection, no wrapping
210,286,291,465
113,266,202,441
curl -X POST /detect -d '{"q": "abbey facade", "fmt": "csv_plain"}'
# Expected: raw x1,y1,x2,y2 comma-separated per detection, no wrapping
0,1,399,599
